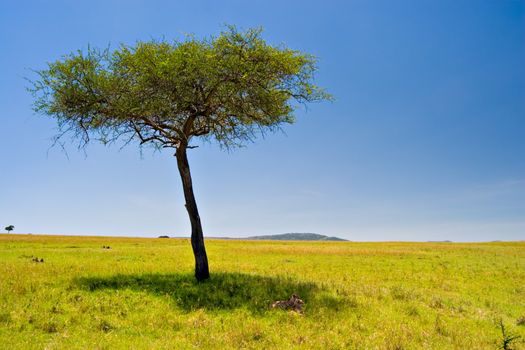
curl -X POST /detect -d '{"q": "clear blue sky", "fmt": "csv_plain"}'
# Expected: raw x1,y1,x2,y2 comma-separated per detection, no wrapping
1,0,524,241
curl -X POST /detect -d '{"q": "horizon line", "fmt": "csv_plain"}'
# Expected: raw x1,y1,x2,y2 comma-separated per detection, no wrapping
0,233,522,244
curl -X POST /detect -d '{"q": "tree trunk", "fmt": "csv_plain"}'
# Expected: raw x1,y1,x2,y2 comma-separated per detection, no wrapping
175,145,210,281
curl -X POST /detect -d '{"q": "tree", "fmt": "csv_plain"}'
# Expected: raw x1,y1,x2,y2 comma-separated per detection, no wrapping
30,27,331,280
5,225,14,234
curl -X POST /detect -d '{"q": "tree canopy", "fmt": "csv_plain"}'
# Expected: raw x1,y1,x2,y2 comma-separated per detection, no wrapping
31,27,330,151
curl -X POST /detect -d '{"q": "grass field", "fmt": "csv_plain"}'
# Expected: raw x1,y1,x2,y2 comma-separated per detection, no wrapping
0,234,524,349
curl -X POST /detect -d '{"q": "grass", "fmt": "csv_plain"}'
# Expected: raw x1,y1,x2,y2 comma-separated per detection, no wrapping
0,234,524,349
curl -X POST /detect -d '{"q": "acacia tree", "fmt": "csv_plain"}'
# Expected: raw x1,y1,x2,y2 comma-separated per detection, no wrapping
5,225,14,234
31,27,331,280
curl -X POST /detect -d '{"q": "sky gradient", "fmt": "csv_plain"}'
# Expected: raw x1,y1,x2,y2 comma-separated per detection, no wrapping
1,0,524,241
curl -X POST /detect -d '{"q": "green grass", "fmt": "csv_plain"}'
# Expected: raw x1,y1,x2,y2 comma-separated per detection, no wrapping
1,234,524,349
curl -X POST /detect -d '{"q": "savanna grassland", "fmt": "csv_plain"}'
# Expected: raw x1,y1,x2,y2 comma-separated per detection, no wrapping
0,234,524,349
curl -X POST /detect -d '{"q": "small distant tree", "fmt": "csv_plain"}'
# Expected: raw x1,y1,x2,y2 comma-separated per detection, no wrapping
5,225,14,234
30,26,331,280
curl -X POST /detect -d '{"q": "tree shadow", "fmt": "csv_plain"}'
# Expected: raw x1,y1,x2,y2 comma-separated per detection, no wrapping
75,272,324,314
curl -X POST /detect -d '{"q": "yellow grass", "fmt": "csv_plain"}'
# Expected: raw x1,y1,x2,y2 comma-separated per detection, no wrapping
0,234,524,349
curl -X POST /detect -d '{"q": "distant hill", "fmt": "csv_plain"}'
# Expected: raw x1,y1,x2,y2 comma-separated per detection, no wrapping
247,233,347,241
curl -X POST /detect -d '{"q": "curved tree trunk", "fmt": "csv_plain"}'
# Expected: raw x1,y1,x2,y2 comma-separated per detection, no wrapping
175,145,210,281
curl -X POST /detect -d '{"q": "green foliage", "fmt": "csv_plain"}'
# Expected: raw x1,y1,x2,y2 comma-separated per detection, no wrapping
1,235,524,349
498,319,522,350
4,225,14,233
30,26,332,150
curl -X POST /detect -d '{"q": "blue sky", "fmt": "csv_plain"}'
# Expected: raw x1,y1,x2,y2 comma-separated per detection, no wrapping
1,0,524,241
